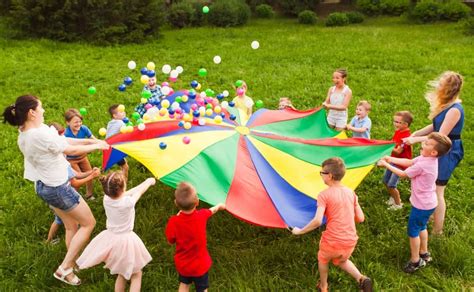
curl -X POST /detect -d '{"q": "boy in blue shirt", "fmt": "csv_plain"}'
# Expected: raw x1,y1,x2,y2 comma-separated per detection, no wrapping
347,100,372,139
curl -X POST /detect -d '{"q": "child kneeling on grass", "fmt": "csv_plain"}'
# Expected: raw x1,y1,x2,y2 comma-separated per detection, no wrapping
292,157,372,292
377,132,452,273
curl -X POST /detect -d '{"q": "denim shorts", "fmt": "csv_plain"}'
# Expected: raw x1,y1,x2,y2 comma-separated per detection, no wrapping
36,180,80,212
54,214,63,225
179,272,209,292
382,168,400,188
407,206,436,238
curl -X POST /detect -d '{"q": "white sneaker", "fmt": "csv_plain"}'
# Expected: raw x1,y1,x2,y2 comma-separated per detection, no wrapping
388,203,403,210
385,197,395,206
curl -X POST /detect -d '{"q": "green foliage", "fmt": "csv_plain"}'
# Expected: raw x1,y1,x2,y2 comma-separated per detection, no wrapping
346,11,365,23
461,16,474,35
357,0,382,15
246,0,277,11
440,0,471,21
380,0,410,15
208,0,251,27
298,10,318,24
255,4,275,18
0,0,11,15
409,0,443,23
169,1,195,28
325,12,350,26
279,0,319,17
8,0,165,44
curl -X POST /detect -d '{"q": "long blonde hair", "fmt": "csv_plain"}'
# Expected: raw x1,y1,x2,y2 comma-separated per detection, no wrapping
425,71,463,120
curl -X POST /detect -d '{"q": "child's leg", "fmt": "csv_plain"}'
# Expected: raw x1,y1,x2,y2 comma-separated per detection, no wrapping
419,229,428,254
433,185,446,234
409,236,421,263
115,274,127,292
178,282,191,292
338,260,363,281
388,187,401,205
317,262,330,291
78,157,94,197
129,271,142,292
47,222,60,242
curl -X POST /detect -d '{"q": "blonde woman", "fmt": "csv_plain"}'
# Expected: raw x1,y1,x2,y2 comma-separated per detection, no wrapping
404,72,464,235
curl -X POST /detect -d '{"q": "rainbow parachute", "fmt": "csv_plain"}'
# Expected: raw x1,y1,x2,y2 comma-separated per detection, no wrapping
103,95,394,228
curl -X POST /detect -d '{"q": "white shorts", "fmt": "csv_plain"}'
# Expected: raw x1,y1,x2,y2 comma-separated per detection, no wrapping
327,114,347,128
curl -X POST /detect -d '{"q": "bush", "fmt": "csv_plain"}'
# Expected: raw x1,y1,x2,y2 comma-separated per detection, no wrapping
440,0,471,21
169,2,195,28
8,0,165,44
380,0,410,15
410,0,443,23
357,0,382,15
1,0,11,15
279,0,319,17
246,0,277,11
346,11,365,23
208,0,251,27
325,12,350,26
255,4,275,18
298,10,317,24
461,16,474,35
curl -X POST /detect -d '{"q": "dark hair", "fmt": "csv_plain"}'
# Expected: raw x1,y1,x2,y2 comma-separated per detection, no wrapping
335,68,347,79
395,111,413,126
2,95,39,126
322,157,346,181
64,108,83,122
109,104,119,117
175,182,198,211
428,132,452,157
99,171,125,198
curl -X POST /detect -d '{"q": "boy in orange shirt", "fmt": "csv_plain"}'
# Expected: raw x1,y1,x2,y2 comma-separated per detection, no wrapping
292,157,372,292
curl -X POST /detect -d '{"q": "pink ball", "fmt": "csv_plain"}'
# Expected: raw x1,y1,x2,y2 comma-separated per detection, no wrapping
205,97,213,104
212,99,219,106
169,77,177,82
169,89,175,95
191,104,198,110
145,103,153,110
237,88,245,96
182,136,191,144
169,114,175,119
161,82,169,87
175,108,182,114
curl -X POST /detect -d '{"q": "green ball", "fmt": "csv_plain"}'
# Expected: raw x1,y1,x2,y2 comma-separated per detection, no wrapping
205,88,215,97
136,118,143,124
255,100,264,109
176,96,182,103
88,86,96,95
206,104,212,109
198,68,207,77
127,121,134,127
202,6,209,14
235,80,243,87
141,90,152,99
79,107,87,115
132,112,141,120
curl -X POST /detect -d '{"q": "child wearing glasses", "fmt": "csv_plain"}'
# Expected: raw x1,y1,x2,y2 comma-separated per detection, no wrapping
382,111,413,210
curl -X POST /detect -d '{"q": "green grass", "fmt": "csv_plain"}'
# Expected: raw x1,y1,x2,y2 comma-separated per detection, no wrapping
0,17,473,290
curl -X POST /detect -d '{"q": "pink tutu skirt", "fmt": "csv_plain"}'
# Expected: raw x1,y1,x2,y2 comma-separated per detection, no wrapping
76,230,152,280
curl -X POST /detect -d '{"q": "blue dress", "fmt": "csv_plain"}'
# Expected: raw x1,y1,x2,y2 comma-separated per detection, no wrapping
432,103,464,182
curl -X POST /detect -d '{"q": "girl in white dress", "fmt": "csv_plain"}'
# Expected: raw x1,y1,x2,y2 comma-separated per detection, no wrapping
322,69,353,131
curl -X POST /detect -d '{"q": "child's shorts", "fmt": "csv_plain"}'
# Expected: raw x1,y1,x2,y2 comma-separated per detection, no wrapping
318,242,356,266
327,114,347,129
382,168,400,188
179,272,209,292
36,180,80,212
407,206,436,237
54,214,63,225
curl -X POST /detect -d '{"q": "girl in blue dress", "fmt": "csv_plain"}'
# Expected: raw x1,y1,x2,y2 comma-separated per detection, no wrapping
404,71,464,235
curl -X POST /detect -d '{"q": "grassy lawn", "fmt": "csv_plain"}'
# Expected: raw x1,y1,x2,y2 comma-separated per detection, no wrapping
0,17,473,291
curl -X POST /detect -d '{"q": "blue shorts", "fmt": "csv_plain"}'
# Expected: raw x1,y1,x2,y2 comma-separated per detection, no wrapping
36,180,80,212
407,206,436,238
179,272,209,292
382,168,400,188
54,214,63,225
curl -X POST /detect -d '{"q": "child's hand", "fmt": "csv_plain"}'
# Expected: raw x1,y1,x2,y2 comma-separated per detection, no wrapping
402,136,415,145
97,140,110,150
377,159,388,167
217,203,226,211
346,124,352,131
91,167,100,178
291,227,303,235
322,102,328,109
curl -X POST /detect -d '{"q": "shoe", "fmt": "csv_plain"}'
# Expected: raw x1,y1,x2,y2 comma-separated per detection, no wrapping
420,252,432,263
359,276,373,292
403,258,426,273
53,265,81,286
316,281,328,292
388,203,403,210
385,197,395,206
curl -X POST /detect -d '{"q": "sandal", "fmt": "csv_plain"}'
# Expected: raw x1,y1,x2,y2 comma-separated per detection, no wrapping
85,194,95,201
53,265,81,286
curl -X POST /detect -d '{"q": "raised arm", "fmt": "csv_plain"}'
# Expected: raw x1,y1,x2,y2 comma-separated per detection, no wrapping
63,140,109,156
292,206,325,235
377,159,408,178
125,178,156,202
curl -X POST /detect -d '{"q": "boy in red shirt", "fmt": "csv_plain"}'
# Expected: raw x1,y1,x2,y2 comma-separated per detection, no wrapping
292,158,372,292
383,111,413,210
165,182,225,292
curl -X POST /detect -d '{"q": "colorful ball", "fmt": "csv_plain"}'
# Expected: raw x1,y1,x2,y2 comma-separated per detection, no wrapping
183,136,191,144
228,101,235,107
122,117,129,124
118,104,125,112
120,126,127,133
213,55,221,64
205,108,213,116
176,66,184,74
118,84,126,91
79,107,87,115
198,118,206,126
88,86,96,95
124,76,133,85
223,90,229,97
140,75,149,84
147,62,155,70
214,115,223,124
202,6,209,13
99,128,107,136
141,90,152,99
127,61,136,70
138,123,146,131
255,100,264,109
214,106,222,114
184,122,192,130
140,67,148,75
159,108,168,116
229,114,236,121
162,64,172,74
251,40,260,49
159,142,167,150
146,70,156,77
181,95,189,102
198,68,207,77
235,80,244,87
161,99,170,108
190,80,199,88
132,112,141,120
205,88,215,97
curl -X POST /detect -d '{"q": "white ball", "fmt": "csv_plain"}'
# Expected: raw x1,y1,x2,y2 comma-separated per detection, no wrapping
222,90,229,97
213,55,221,64
176,66,184,74
220,101,229,109
162,64,172,74
161,86,171,96
200,92,207,98
198,118,206,126
128,60,136,70
251,40,260,50
170,69,179,78
138,123,146,131
171,102,180,110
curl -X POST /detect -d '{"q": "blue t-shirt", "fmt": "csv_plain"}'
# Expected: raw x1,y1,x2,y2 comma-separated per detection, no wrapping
350,115,371,139
64,125,92,159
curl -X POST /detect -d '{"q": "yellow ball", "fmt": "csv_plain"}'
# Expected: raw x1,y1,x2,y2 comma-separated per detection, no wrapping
147,62,155,70
141,98,147,104
199,108,206,116
117,104,125,112
183,114,191,122
206,108,213,116
126,125,134,133
214,115,223,124
214,106,222,114
120,126,127,133
161,99,170,109
159,108,168,116
184,122,192,130
143,114,151,121
196,83,201,90
181,95,189,103
140,75,149,84
99,128,107,137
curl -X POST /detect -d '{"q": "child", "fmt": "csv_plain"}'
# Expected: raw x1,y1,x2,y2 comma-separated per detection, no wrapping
165,182,226,292
232,81,254,117
76,171,154,291
278,97,296,110
106,104,129,171
292,158,372,292
322,69,352,131
64,108,96,200
383,111,413,210
377,132,452,273
346,100,372,139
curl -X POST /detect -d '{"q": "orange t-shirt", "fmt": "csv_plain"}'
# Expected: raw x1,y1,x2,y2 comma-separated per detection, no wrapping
317,186,359,249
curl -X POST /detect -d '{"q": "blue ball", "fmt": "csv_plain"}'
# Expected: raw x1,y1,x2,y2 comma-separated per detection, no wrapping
147,70,156,77
188,91,196,99
159,142,167,150
193,110,200,117
216,93,224,100
190,80,198,88
220,113,226,118
122,117,129,124
118,84,126,91
178,121,184,127
229,101,235,107
124,77,133,85
140,67,148,75
168,109,175,115
229,114,236,120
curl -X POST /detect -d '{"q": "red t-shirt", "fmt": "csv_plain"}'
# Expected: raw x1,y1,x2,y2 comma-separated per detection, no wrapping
165,209,213,277
391,129,412,168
